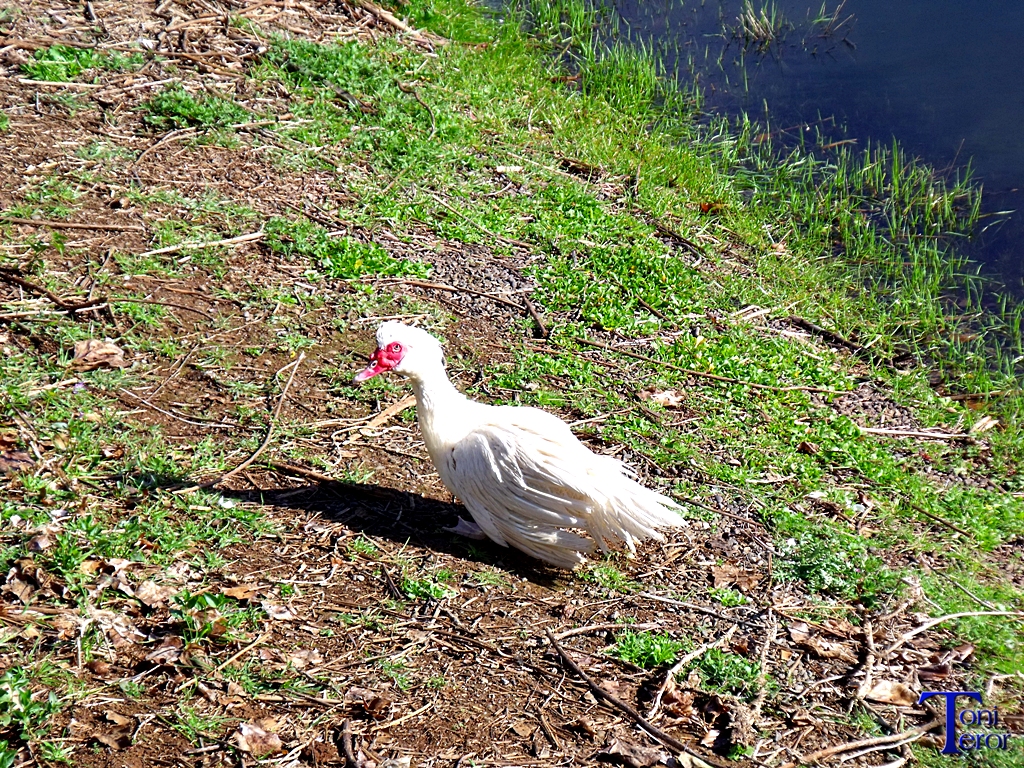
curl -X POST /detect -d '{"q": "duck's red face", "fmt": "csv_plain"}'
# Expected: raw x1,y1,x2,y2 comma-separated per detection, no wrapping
354,341,404,382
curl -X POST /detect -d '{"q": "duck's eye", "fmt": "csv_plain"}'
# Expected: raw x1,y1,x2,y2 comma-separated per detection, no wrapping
391,343,402,353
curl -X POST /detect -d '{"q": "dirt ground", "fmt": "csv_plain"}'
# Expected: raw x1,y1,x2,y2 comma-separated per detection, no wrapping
1,2,1020,767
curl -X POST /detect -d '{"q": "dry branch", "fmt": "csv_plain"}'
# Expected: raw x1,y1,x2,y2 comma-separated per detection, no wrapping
779,720,939,767
544,629,732,768
647,625,738,721
0,216,145,232
881,610,1024,658
181,353,306,491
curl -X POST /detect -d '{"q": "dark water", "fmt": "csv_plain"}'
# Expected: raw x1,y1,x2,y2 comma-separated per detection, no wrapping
609,0,1024,291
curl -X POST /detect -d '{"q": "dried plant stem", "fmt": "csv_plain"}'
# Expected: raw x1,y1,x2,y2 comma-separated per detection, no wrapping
647,625,738,721
545,629,732,768
779,721,939,768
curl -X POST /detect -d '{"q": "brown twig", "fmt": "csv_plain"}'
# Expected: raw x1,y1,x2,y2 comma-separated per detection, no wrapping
396,80,436,136
180,354,305,491
553,622,661,640
787,315,897,366
523,295,549,338
647,626,738,721
0,216,145,232
907,501,974,538
859,426,971,441
854,618,876,701
574,336,845,394
880,610,1024,658
778,721,939,768
346,0,445,47
427,193,533,250
394,278,524,310
0,267,106,314
535,708,562,752
137,230,264,258
544,629,731,768
109,297,215,319
751,613,777,722
339,719,358,768
946,389,1021,401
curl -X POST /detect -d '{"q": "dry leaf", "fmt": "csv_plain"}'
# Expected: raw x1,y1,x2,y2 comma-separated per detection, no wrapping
135,580,175,607
287,649,323,670
85,660,112,676
344,687,393,720
197,681,220,704
648,389,685,408
711,563,763,593
598,736,671,768
28,535,51,551
866,680,918,707
262,602,298,621
103,710,132,728
72,339,127,371
89,608,145,649
970,415,999,435
93,728,132,750
144,638,182,667
511,721,534,738
4,570,34,603
232,722,283,757
917,663,952,682
788,622,857,663
662,680,695,720
0,448,33,475
221,584,260,601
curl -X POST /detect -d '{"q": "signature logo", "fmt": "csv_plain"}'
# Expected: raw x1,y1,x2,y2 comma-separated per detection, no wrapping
919,691,1012,754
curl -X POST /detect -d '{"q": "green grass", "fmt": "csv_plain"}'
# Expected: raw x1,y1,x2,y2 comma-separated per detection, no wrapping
141,83,252,131
609,630,686,668
21,45,144,82
686,647,768,702
264,217,430,279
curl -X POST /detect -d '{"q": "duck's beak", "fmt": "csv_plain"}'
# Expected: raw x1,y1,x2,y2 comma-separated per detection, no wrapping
354,348,387,382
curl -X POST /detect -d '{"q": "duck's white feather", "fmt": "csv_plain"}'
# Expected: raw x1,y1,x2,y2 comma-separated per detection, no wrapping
360,322,685,569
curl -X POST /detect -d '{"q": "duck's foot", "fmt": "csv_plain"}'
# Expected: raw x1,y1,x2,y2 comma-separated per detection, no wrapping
443,517,487,540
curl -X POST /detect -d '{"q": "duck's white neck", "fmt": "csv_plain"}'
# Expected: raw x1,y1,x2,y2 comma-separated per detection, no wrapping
407,360,465,414
405,361,475,456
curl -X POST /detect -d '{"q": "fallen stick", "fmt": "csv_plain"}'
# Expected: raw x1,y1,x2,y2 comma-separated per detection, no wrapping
179,354,305,491
553,622,661,641
859,426,970,441
346,0,445,46
138,230,264,258
778,721,939,768
523,295,550,338
339,719,358,768
0,267,105,313
395,278,524,310
907,501,973,538
364,394,417,429
881,610,1024,658
647,626,738,721
0,216,145,232
544,629,731,768
575,336,845,394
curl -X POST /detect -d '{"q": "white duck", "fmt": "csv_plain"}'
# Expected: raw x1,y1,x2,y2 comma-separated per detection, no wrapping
354,322,684,568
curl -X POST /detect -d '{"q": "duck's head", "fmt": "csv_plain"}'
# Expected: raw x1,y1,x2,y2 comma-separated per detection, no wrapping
353,321,445,382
